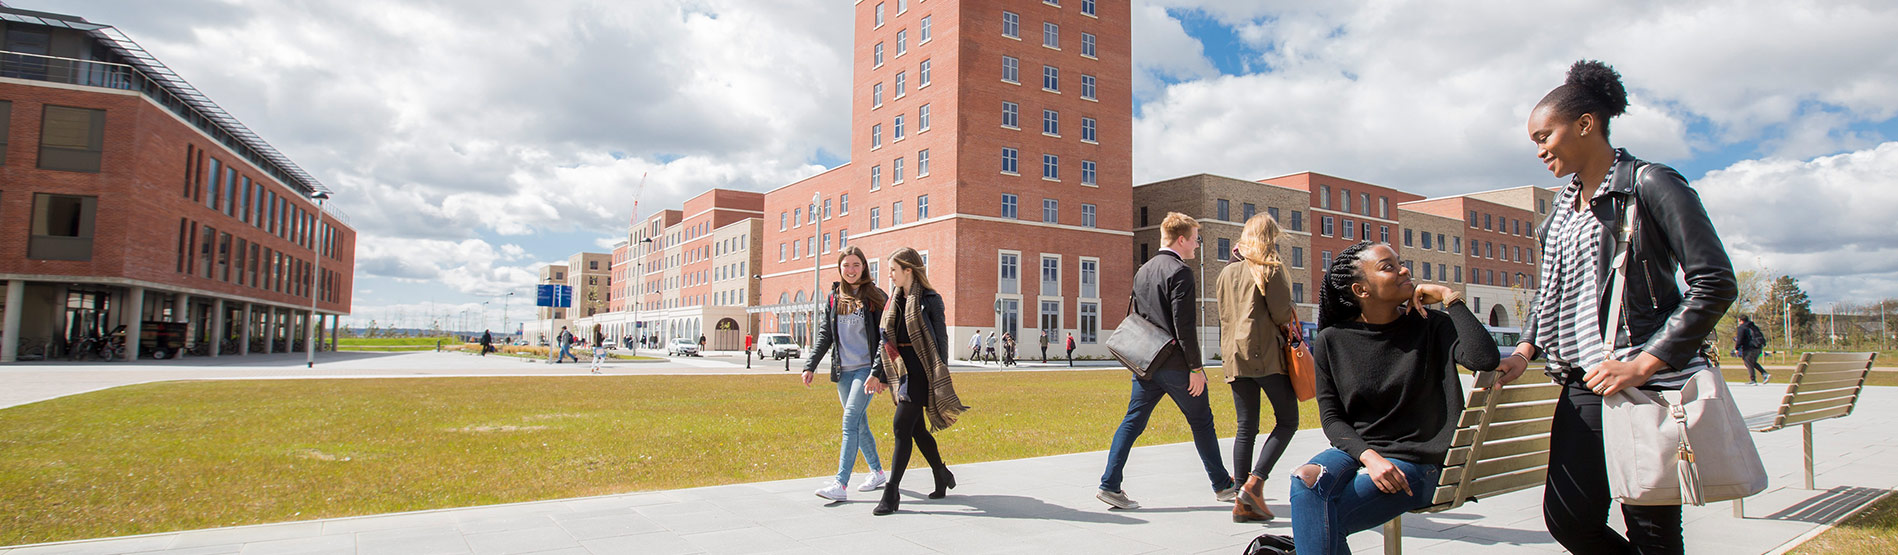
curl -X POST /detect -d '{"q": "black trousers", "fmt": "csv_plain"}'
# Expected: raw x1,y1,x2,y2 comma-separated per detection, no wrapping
888,346,947,498
1545,379,1684,554
1230,374,1298,483
1739,348,1766,381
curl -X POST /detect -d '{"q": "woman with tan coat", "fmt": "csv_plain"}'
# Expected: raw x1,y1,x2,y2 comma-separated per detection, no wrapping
1215,214,1298,522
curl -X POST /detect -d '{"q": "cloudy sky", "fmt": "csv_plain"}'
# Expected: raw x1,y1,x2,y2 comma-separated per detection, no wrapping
17,0,1898,330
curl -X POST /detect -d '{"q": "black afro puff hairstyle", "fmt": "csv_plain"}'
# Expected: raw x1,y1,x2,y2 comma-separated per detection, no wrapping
1538,60,1630,138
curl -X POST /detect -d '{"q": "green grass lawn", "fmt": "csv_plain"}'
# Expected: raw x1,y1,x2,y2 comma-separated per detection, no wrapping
0,370,1320,546
1791,490,1898,554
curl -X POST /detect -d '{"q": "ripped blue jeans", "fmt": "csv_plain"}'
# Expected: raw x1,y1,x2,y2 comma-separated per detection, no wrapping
1288,448,1438,555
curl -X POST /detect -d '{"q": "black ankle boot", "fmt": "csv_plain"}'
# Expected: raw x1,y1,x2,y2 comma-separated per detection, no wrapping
929,468,956,499
873,489,899,515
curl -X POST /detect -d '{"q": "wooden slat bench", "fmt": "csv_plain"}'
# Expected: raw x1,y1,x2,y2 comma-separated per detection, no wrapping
1382,371,1564,554
1732,352,1877,517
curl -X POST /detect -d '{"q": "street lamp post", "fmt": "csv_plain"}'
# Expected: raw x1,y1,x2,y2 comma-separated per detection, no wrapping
811,192,821,352
632,237,652,354
306,191,329,368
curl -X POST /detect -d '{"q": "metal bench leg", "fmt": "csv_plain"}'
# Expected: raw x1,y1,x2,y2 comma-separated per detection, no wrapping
1803,423,1815,490
1384,515,1402,555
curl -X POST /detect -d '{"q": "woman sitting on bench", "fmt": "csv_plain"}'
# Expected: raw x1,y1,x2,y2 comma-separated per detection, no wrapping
1289,241,1509,554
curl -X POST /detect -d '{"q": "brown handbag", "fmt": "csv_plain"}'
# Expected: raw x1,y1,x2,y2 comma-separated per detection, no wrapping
1282,315,1316,401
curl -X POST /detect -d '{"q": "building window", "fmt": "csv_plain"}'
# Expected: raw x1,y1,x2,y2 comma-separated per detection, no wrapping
1216,238,1232,261
1380,225,1389,243
1453,237,1463,254
1217,199,1231,221
1469,210,1479,227
874,42,884,68
1319,185,1331,209
871,164,882,190
0,100,10,165
1000,253,1020,294
1082,203,1096,228
1455,266,1463,282
1361,193,1370,216
1043,198,1059,223
1321,250,1333,271
1140,206,1148,227
893,157,905,183
205,158,222,210
1436,233,1446,251
1291,246,1305,268
920,16,932,42
1342,219,1355,240
1081,74,1096,100
895,71,907,97
872,123,882,148
824,198,833,219
896,29,908,57
1043,22,1059,49
1422,262,1433,280
870,207,881,230
917,194,930,219
1081,160,1097,186
1082,0,1097,15
1042,109,1059,135
1080,259,1099,298
1421,232,1433,249
38,105,106,173
1002,147,1020,174
794,207,803,228
1003,11,1019,38
919,59,932,86
1042,65,1059,91
840,193,850,214
919,104,931,131
893,201,904,225
1379,197,1390,218
894,114,906,140
1321,216,1334,236
29,193,96,260
1079,302,1099,343
1082,33,1097,57
1042,154,1059,180
1290,210,1303,231
918,149,931,176
1002,194,1018,219
873,82,883,107
875,2,885,27
1341,189,1352,213
1041,256,1060,296
1002,101,1019,128
1002,56,1019,83
1243,203,1257,221
1081,117,1096,142
1485,213,1494,230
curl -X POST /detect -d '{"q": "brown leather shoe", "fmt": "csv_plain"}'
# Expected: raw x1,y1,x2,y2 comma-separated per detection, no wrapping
1235,475,1275,522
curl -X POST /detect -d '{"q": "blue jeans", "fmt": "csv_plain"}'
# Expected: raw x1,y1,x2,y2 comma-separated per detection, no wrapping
1289,448,1438,555
557,344,577,362
834,366,883,484
1099,370,1232,493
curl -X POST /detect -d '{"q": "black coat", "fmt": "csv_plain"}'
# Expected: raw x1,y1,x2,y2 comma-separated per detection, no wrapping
805,282,886,382
873,287,948,384
1526,149,1737,372
1132,249,1203,371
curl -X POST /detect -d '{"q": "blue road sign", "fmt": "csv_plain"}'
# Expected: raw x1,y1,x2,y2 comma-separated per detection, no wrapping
535,284,573,308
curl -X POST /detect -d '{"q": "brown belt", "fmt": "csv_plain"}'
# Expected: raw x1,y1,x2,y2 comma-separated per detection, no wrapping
897,343,913,347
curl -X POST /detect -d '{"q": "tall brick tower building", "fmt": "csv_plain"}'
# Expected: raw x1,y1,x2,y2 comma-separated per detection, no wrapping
757,0,1132,356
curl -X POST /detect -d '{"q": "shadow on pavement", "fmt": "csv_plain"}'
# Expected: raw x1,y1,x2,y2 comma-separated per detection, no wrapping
1763,486,1888,524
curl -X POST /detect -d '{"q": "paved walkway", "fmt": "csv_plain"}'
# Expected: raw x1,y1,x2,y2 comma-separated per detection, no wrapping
2,357,1894,554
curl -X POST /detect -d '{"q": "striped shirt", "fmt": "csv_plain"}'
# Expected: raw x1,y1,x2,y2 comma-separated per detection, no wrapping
1532,156,1704,390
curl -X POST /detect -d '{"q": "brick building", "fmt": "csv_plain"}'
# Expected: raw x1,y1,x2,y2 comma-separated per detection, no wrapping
1396,207,1468,298
561,188,764,351
1400,195,1540,326
1,7,355,362
752,0,1134,358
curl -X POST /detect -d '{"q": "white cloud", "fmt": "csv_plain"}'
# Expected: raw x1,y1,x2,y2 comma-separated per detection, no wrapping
1698,142,1898,302
353,235,539,296
1130,5,1220,99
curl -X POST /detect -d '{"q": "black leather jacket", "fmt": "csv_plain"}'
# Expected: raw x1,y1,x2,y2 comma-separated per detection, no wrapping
1525,150,1737,372
805,282,886,382
872,288,948,385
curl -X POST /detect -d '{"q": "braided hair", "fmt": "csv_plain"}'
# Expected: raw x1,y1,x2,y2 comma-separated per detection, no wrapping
1316,241,1381,332
1535,60,1629,139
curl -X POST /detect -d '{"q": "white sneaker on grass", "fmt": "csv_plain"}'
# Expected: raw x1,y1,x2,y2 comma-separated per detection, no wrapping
856,471,888,492
814,482,848,502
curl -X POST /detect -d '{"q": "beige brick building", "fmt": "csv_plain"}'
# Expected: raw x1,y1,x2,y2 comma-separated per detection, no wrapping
1397,208,1468,296
567,252,610,320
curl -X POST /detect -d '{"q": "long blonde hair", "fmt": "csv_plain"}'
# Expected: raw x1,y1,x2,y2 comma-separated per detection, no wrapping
887,247,934,296
1235,213,1285,295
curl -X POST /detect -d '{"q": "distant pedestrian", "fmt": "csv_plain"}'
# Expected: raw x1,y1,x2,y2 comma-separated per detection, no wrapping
745,333,755,359
1002,333,1017,367
969,330,984,362
556,326,579,363
1065,332,1076,367
699,334,707,352
589,324,607,373
1735,315,1769,384
1040,330,1049,363
479,329,495,356
985,332,998,364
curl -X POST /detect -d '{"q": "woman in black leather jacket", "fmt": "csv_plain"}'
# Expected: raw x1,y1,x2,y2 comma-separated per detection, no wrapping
1495,60,1736,554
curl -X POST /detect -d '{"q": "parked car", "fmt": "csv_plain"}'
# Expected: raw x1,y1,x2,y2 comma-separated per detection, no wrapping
667,337,701,357
759,333,800,360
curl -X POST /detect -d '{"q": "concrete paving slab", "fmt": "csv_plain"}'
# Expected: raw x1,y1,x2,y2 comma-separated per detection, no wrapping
352,526,470,555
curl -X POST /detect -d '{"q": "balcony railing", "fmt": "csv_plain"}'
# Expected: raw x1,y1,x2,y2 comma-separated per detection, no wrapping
0,50,139,90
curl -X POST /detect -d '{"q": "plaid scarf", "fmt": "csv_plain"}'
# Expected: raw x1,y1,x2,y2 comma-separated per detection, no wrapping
881,288,970,432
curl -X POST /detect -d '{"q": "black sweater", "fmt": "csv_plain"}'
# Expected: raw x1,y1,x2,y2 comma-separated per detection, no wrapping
1311,303,1499,464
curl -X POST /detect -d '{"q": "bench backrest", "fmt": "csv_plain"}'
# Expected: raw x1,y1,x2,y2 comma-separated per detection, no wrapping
1422,371,1564,511
1760,352,1877,432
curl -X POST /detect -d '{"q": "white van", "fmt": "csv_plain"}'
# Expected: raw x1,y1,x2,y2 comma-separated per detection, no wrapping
758,333,800,360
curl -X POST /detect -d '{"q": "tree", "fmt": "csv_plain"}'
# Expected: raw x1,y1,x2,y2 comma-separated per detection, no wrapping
1760,275,1815,345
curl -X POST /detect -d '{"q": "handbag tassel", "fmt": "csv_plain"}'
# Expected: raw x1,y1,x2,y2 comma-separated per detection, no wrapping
1673,404,1705,506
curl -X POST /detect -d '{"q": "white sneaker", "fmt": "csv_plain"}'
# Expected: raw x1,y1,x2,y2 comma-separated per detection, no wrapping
814,482,848,502
856,471,888,492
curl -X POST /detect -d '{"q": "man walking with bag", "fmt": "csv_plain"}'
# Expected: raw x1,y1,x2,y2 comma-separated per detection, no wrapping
1735,315,1769,384
1096,212,1236,510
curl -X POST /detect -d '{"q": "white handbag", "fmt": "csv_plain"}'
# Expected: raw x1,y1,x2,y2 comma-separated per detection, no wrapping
1598,183,1768,506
